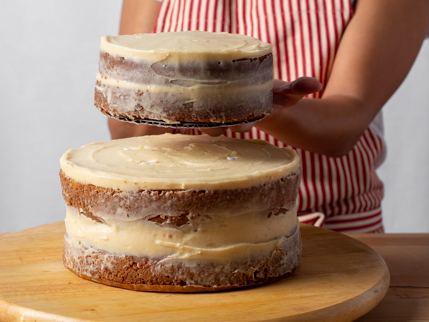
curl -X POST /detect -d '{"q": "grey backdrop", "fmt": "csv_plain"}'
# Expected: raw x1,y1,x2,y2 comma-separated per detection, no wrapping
1,1,428,233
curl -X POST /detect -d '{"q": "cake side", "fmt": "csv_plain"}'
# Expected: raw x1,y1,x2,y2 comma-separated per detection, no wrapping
60,178,302,291
94,78,273,124
63,225,302,292
60,174,301,260
59,170,301,222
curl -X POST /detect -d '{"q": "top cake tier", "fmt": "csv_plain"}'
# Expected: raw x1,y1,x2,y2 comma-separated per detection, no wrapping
94,31,273,126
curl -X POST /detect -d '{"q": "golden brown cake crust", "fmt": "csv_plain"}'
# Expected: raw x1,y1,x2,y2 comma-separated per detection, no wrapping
63,227,302,293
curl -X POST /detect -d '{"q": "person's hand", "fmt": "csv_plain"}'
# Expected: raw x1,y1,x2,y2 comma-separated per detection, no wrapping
108,118,174,139
272,77,322,110
200,76,322,137
108,77,322,139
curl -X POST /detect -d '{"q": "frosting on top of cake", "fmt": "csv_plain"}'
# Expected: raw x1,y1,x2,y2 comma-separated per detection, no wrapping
60,134,299,191
100,31,272,62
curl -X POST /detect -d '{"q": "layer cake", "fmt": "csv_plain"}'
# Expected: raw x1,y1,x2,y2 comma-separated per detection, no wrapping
59,134,302,292
94,31,273,126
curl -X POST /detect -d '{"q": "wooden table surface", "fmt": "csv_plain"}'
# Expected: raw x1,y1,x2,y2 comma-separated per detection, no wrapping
0,231,428,321
345,233,429,321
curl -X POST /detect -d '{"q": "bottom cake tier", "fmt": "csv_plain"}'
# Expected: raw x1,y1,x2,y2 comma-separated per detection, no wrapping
63,223,302,292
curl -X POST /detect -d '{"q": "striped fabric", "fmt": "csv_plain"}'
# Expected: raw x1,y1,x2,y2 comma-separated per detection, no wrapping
154,0,385,233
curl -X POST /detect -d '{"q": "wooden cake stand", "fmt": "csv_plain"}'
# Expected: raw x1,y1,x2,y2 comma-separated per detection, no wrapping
0,223,389,322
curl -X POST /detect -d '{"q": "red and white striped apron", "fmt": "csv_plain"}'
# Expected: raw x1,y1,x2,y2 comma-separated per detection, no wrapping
154,0,385,233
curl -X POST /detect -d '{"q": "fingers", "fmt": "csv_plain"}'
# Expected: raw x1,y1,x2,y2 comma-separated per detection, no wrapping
108,118,174,139
197,77,321,137
273,77,322,108
229,122,255,133
198,127,227,136
290,77,323,95
198,122,255,137
274,77,322,96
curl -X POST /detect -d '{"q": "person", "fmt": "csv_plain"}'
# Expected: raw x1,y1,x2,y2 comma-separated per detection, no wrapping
108,0,429,233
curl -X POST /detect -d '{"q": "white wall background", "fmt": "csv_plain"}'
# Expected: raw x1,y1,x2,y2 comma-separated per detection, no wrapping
0,1,428,233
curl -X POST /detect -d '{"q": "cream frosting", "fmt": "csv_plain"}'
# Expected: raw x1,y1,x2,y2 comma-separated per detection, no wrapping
64,205,298,263
60,134,300,191
100,31,272,63
95,73,272,96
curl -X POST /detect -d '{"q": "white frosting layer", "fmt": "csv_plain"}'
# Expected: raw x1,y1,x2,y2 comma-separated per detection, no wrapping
65,205,298,262
100,31,272,63
95,73,272,97
60,134,300,191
